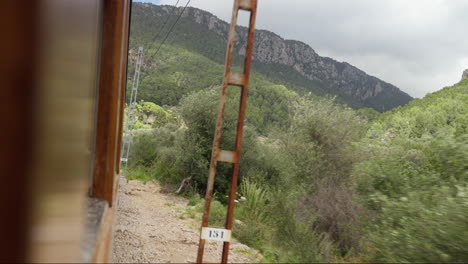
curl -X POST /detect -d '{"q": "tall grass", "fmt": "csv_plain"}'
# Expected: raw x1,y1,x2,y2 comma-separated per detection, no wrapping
238,178,268,222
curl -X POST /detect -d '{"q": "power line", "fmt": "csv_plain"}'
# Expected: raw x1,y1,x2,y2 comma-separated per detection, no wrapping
151,0,181,43
150,0,192,60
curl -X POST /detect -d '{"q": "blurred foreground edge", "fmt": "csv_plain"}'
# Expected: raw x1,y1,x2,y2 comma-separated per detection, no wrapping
0,0,131,262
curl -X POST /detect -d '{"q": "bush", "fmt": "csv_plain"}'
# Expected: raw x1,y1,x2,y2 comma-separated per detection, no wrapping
367,186,468,262
187,193,202,206
266,189,327,263
234,220,266,250
127,129,160,168
126,123,185,183
206,199,226,227
352,81,468,262
274,98,366,255
299,182,363,255
124,79,468,263
176,87,265,194
125,165,155,182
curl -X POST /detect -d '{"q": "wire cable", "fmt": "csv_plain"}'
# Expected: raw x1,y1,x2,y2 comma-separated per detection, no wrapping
151,0,181,43
150,0,192,60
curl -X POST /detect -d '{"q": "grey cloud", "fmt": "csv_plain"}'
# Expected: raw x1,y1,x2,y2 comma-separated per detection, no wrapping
155,0,468,97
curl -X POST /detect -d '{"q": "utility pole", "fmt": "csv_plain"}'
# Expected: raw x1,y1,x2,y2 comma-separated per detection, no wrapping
120,47,144,172
196,0,258,263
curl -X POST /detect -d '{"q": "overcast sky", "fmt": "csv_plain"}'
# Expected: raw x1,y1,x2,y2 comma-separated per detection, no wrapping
136,0,468,98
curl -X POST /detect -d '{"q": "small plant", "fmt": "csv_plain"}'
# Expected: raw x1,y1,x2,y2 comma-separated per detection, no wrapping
234,249,250,255
187,193,202,206
234,219,266,249
207,199,226,227
125,166,154,182
238,178,268,222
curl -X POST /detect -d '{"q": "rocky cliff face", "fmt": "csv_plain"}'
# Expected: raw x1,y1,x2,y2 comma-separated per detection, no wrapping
137,3,413,111
462,69,468,80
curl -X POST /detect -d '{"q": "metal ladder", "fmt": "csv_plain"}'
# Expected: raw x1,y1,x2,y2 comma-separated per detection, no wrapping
121,46,144,171
196,0,258,263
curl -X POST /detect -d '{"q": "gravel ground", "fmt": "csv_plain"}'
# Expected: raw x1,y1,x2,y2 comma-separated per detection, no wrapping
112,178,262,263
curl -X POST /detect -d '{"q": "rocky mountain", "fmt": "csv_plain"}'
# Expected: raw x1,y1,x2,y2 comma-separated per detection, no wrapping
462,69,468,80
131,3,413,111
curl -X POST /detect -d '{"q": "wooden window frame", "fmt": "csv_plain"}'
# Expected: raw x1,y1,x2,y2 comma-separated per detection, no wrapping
92,0,131,206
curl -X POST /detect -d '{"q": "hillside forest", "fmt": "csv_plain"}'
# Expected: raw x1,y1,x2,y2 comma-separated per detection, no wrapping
123,4,468,263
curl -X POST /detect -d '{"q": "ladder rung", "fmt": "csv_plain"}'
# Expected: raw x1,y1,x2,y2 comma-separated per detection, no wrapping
228,72,245,86
238,0,255,10
120,158,128,162
217,150,238,163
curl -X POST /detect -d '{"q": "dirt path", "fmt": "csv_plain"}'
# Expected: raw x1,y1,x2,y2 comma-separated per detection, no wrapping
112,177,261,263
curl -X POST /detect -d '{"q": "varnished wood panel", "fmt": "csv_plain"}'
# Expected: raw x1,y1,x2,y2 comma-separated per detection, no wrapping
116,0,132,174
28,0,103,262
0,2,38,262
92,205,115,263
92,0,131,206
0,0,131,261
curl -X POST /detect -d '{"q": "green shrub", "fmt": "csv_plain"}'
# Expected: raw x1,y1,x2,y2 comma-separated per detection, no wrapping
187,193,202,207
127,129,160,167
126,165,155,182
266,189,326,263
206,199,226,227
352,81,468,262
367,186,468,262
122,71,468,263
234,219,266,250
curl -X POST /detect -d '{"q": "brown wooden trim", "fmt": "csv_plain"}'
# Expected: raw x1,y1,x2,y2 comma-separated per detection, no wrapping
116,0,132,174
91,204,115,263
93,0,131,206
0,2,38,262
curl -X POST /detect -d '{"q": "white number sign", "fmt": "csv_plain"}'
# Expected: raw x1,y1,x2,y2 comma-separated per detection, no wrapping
201,227,231,242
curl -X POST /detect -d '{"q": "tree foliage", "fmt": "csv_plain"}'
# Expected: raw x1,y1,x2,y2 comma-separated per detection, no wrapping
126,40,468,263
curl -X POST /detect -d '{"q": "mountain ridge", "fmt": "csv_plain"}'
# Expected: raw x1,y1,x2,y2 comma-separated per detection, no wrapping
132,3,413,111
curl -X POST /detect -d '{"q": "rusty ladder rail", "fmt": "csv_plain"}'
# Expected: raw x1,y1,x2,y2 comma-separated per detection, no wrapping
196,0,258,263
